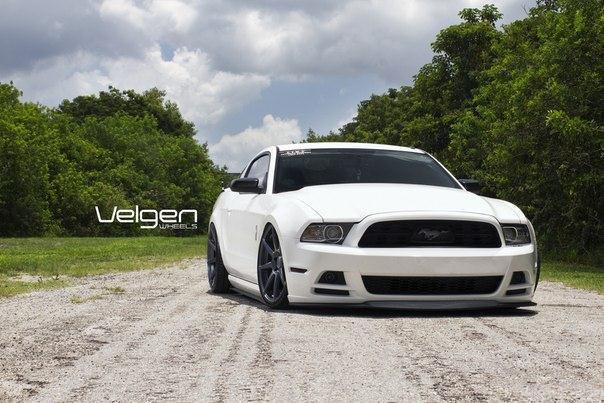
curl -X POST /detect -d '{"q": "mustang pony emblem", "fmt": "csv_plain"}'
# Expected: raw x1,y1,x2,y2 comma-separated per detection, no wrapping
416,228,453,241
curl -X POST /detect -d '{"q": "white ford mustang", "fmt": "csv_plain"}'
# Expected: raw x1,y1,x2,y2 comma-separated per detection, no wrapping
207,143,539,309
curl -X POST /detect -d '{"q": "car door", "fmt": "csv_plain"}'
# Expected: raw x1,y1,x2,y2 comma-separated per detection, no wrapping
225,153,271,283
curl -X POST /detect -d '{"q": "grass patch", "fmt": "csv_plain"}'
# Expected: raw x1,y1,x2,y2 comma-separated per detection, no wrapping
102,286,125,294
70,285,126,304
0,236,206,297
70,294,104,304
0,276,67,298
541,260,603,294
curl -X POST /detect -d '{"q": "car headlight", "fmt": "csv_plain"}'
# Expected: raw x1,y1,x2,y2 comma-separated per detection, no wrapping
300,223,354,244
501,224,531,245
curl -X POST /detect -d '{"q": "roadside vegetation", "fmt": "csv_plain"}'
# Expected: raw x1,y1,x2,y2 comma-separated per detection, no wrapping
0,237,206,297
0,85,229,237
541,261,603,294
0,237,601,297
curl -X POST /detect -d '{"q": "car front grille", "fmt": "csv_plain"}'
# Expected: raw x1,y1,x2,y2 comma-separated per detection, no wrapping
358,220,501,248
362,275,503,295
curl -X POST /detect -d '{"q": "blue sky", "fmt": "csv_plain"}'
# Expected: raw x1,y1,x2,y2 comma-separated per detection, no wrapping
0,0,535,171
208,74,388,137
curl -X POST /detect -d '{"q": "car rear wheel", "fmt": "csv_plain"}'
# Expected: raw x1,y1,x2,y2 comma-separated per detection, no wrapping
207,224,230,293
257,224,289,309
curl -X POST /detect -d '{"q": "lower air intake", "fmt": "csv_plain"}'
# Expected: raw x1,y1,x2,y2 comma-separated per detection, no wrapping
362,275,503,295
314,288,349,296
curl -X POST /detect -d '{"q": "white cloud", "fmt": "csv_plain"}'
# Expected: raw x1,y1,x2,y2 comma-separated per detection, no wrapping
5,46,270,127
99,0,198,33
191,0,534,82
209,114,302,171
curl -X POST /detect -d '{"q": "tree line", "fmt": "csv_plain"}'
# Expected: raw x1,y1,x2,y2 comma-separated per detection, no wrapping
307,0,602,260
1,0,601,260
0,85,227,236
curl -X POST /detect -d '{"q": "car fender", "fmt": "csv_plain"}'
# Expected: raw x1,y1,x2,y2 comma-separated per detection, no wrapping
262,198,322,277
209,190,232,246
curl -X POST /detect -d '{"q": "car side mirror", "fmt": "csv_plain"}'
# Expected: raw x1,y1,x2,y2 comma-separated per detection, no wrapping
459,178,481,194
230,177,262,193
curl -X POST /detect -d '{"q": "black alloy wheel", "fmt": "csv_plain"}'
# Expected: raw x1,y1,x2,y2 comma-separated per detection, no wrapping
207,224,230,293
257,225,289,308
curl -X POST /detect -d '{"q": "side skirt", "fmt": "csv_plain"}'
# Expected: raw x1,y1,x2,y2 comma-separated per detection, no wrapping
228,275,261,299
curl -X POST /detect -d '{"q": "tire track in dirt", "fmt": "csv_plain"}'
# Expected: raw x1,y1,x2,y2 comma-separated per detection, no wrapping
31,280,204,400
389,317,490,401
476,317,591,378
210,305,253,401
248,310,276,401
388,307,603,402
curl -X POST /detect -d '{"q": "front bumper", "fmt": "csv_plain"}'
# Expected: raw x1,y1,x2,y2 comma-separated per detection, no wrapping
281,213,538,308
283,242,537,306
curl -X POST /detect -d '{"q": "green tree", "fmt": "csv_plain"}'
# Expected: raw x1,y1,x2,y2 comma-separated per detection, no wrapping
0,83,225,236
58,87,196,137
0,83,59,235
450,0,603,253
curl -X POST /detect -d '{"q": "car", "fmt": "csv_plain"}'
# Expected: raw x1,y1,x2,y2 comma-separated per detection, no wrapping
207,142,540,309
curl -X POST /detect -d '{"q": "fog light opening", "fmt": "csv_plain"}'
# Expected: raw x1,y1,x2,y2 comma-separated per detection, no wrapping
506,288,527,296
510,271,526,285
318,271,346,285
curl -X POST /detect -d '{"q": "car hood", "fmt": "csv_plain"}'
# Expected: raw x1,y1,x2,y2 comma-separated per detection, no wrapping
278,183,523,222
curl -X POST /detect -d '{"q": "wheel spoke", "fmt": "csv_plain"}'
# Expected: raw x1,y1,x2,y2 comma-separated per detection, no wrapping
207,244,215,261
261,239,274,257
259,261,272,271
207,232,217,259
265,272,275,294
271,231,279,249
271,273,279,297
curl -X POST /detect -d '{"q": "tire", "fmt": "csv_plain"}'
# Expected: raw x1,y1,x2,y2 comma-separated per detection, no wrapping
257,224,289,309
207,224,230,293
534,253,541,291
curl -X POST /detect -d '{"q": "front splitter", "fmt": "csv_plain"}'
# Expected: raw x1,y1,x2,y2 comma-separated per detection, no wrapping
292,300,537,310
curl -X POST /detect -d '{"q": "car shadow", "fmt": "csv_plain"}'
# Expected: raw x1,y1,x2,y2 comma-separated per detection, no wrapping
210,290,538,318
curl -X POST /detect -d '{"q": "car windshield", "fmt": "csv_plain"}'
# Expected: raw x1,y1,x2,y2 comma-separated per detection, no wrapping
274,148,460,193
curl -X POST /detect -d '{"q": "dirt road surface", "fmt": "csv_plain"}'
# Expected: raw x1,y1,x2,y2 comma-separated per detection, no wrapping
0,258,602,401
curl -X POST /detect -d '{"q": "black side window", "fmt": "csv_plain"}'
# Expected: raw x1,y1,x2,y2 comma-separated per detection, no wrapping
245,155,270,189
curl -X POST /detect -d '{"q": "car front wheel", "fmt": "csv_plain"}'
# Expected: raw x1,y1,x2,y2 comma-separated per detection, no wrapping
257,224,289,309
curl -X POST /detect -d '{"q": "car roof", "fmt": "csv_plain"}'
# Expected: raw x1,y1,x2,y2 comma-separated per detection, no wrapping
274,142,424,154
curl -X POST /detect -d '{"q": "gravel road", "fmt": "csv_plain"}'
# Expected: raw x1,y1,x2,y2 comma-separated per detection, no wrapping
0,258,602,402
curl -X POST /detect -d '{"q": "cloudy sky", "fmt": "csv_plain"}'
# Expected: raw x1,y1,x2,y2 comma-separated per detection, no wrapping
1,0,535,171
